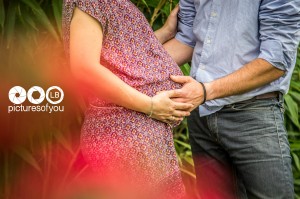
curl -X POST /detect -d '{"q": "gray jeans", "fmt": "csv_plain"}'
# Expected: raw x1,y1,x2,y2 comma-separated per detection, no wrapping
188,96,294,199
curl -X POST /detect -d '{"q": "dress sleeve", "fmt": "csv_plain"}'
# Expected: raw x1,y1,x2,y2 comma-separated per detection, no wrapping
74,0,108,32
62,0,109,57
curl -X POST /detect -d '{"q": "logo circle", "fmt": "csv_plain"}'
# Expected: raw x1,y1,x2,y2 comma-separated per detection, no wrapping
27,86,45,104
46,86,64,105
9,86,27,104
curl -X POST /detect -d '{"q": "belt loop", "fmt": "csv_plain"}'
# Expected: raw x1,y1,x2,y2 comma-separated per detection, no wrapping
278,92,284,103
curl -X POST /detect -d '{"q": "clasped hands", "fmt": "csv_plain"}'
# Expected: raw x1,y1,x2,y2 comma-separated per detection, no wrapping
149,75,205,124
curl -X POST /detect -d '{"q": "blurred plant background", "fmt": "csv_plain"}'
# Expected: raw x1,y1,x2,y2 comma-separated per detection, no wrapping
0,0,299,198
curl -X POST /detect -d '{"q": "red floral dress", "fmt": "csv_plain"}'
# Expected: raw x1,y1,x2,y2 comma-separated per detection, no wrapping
63,0,185,198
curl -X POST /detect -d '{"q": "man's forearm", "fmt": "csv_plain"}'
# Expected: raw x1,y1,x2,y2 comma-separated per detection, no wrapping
205,58,285,101
154,27,174,44
163,38,194,66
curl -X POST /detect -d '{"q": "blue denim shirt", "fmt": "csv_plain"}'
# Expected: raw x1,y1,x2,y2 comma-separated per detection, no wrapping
175,0,300,116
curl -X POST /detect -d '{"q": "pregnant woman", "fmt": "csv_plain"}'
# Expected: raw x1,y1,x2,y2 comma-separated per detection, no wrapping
63,0,191,198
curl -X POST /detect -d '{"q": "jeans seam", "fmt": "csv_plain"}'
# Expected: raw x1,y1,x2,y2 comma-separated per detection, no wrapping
215,113,230,153
231,164,240,199
230,105,272,111
206,115,215,141
215,112,220,143
273,105,289,197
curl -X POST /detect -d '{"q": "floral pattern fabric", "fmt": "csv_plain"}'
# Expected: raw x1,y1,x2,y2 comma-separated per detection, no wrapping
63,0,185,198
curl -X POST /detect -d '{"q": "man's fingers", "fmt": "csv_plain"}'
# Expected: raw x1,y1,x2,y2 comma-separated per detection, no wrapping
170,4,180,16
171,97,187,103
170,75,191,84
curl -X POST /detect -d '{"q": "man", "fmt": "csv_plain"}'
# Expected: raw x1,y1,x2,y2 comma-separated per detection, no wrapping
157,0,300,198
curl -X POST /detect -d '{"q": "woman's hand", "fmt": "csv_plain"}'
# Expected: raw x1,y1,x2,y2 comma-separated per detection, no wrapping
149,90,193,124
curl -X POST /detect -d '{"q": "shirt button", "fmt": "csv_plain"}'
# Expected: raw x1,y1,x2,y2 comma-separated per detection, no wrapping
211,12,217,17
206,38,211,44
199,64,206,70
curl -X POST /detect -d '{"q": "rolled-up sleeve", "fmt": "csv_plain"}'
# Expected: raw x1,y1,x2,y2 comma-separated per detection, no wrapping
258,0,300,71
175,0,197,47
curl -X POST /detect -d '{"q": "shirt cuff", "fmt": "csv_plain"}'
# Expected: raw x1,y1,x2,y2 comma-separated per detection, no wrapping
258,40,287,71
175,22,196,48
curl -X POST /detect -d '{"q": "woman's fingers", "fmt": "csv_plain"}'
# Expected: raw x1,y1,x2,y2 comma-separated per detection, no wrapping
165,89,184,98
172,110,190,117
150,91,193,124
172,116,184,122
166,115,184,121
173,102,193,110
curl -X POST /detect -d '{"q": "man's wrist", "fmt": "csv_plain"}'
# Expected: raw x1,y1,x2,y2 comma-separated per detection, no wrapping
163,26,176,42
203,82,215,101
199,82,207,104
156,26,176,44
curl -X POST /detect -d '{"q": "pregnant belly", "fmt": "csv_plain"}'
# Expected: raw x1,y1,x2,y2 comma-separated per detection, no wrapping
89,77,182,107
135,78,182,97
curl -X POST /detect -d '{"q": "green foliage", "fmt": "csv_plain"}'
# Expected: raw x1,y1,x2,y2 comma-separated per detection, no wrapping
0,0,299,198
0,0,62,48
286,46,300,198
132,0,179,29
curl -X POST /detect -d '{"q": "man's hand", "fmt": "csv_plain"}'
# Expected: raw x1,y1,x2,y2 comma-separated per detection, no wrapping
162,5,180,40
155,5,179,44
169,75,205,110
169,59,285,109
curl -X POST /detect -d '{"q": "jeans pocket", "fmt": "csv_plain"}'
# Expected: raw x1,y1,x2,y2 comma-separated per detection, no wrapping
229,99,276,111
275,101,286,127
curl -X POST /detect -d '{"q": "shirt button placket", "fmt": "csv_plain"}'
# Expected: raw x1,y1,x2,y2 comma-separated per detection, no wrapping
198,1,219,74
211,11,217,17
206,38,212,44
199,63,206,70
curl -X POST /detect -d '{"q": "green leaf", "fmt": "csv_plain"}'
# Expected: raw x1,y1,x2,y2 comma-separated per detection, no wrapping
14,147,42,173
180,63,191,76
145,0,161,8
18,7,38,31
285,94,300,128
295,179,300,186
183,156,194,166
290,91,300,104
290,143,300,152
0,0,5,29
295,193,300,199
140,0,149,8
21,0,59,41
291,81,300,93
5,1,17,48
174,139,191,150
52,0,63,36
53,130,74,155
180,168,196,178
293,152,300,171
